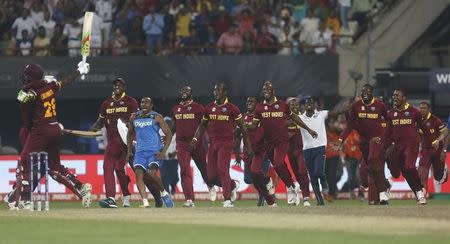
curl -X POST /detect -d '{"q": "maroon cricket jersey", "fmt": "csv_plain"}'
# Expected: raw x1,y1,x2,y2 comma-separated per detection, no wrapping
386,103,421,145
243,112,264,152
341,99,388,142
203,98,242,143
99,94,138,142
171,101,205,142
418,112,446,148
254,98,291,143
23,80,61,127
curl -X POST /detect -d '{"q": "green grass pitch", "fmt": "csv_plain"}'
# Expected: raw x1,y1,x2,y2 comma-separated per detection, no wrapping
1,199,449,244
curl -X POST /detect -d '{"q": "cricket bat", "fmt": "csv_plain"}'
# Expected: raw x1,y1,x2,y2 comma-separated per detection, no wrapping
80,12,94,80
63,129,101,138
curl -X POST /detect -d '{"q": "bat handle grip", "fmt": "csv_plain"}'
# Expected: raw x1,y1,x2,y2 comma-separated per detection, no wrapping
81,56,87,80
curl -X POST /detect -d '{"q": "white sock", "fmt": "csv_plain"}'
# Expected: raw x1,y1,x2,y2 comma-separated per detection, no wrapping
161,190,169,197
142,198,149,207
108,197,115,201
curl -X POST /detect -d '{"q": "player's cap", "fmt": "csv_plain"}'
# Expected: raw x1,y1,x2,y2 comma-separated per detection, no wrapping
23,64,44,81
113,78,126,86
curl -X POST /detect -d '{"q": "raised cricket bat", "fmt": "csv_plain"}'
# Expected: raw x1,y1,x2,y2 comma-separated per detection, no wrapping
80,12,94,80
63,129,101,138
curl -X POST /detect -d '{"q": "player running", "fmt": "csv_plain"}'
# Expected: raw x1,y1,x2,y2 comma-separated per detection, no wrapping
191,83,252,208
126,97,174,208
236,97,276,206
250,81,318,205
417,102,448,195
16,62,92,209
90,78,138,208
385,89,426,205
339,84,390,205
171,86,216,207
286,97,311,206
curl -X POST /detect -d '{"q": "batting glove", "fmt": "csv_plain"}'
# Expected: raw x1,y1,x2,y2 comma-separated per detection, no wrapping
77,61,90,75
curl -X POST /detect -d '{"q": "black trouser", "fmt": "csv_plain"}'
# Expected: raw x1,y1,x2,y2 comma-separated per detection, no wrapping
303,146,328,205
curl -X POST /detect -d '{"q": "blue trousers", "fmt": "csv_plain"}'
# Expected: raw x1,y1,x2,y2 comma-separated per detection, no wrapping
303,146,328,205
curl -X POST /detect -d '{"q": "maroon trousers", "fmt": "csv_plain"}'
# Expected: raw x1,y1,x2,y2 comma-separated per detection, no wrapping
103,140,131,199
244,149,276,205
388,143,422,192
287,134,310,198
266,140,295,188
418,146,447,193
207,141,236,201
176,140,209,201
20,124,83,201
360,139,387,193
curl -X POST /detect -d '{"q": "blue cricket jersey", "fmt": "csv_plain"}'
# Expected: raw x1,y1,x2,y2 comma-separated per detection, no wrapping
133,111,163,152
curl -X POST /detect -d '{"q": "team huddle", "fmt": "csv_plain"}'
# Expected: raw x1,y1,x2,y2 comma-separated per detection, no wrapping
4,62,449,209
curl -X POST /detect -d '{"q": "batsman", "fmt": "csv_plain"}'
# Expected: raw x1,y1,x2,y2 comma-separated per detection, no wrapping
16,61,91,209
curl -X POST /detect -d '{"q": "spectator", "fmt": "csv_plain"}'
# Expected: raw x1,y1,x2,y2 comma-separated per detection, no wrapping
12,9,36,40
52,1,65,24
63,18,81,57
96,0,114,51
128,16,146,55
327,9,340,35
113,8,131,37
30,1,45,25
41,10,56,39
50,24,68,56
0,31,16,56
110,27,128,56
292,0,309,23
255,24,277,54
178,27,201,55
162,3,176,45
78,4,104,56
278,24,293,55
299,8,318,45
311,19,333,54
142,5,164,54
217,24,243,54
175,5,191,39
236,9,255,37
211,5,231,40
196,0,212,12
193,3,210,45
338,0,351,29
241,30,254,54
33,26,50,56
169,0,182,16
17,29,32,56
341,129,363,199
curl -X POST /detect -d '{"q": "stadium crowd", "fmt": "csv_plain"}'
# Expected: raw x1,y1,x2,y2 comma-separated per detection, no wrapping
0,0,391,56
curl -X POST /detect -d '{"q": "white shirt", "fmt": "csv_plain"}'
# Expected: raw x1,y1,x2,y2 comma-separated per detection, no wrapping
12,17,37,39
30,10,44,25
299,17,319,44
41,19,56,38
19,40,32,56
63,23,81,40
311,29,333,54
300,110,328,150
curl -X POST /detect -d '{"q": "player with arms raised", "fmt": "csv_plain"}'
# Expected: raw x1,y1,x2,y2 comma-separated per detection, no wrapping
16,62,91,209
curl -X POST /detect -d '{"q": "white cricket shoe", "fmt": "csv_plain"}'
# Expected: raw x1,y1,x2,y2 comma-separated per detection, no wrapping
268,202,278,207
182,200,195,207
266,178,275,195
416,190,427,205
231,181,240,202
303,198,311,207
208,186,217,202
438,164,448,184
223,200,234,208
18,201,31,210
379,191,389,205
123,195,131,208
286,186,297,205
80,183,92,208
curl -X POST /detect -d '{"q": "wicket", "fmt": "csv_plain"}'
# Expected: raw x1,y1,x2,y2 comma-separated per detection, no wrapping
29,152,49,211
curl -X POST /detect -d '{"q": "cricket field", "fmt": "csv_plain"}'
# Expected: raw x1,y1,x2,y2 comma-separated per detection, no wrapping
1,200,449,244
